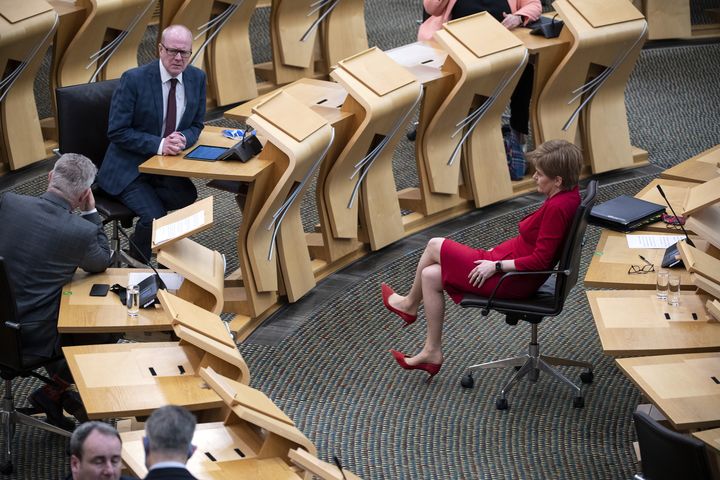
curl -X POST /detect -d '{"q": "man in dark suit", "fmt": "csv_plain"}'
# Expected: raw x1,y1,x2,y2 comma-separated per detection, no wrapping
143,405,198,480
0,153,112,428
98,24,205,261
69,421,135,480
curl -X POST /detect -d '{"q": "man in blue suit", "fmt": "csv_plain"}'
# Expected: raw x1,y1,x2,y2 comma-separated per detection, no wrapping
98,24,205,261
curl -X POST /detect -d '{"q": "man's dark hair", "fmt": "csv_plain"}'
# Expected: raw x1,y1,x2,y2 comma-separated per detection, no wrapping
70,421,121,459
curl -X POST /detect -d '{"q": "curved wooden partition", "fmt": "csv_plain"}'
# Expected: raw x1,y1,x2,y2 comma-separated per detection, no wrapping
246,91,333,302
270,0,318,85
0,1,57,171
160,0,214,63
322,0,368,67
56,0,155,87
326,47,421,250
427,13,527,201
536,0,647,173
163,0,259,107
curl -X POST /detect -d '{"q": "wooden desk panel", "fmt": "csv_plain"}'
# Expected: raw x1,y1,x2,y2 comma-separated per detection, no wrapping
139,126,272,181
587,290,720,356
661,145,720,184
224,78,350,125
64,342,223,419
694,428,720,455
616,352,720,430
584,230,701,289
59,268,170,333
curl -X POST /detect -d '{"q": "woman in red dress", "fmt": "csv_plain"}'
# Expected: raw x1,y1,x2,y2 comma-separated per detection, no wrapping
383,140,584,381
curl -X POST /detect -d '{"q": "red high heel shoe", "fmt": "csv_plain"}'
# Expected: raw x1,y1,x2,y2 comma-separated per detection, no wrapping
381,283,417,327
390,350,442,383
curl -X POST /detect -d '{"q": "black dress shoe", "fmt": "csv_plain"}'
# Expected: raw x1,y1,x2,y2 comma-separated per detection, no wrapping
61,390,89,423
28,388,75,431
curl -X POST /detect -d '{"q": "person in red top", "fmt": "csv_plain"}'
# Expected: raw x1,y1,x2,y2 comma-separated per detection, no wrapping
383,139,583,381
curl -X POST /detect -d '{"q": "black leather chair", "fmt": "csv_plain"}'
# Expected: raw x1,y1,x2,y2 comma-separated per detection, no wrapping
0,257,71,475
459,180,598,410
633,410,712,480
55,79,139,267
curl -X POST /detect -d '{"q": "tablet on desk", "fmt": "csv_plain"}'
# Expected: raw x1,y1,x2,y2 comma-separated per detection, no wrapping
184,145,229,161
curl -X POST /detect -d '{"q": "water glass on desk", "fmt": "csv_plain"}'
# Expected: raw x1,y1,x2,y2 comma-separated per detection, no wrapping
667,274,680,306
126,284,140,316
656,269,669,300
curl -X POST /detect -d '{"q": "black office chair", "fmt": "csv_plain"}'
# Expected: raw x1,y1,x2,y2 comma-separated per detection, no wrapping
459,180,598,410
55,79,139,267
633,410,712,480
0,257,71,475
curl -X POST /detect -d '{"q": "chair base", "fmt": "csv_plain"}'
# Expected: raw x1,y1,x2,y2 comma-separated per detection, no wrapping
1,382,71,475
460,324,593,409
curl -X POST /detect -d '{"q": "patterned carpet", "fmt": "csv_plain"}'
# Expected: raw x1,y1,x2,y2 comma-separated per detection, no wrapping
2,0,720,478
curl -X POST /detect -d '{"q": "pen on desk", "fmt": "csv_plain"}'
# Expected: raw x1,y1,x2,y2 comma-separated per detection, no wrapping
639,255,652,266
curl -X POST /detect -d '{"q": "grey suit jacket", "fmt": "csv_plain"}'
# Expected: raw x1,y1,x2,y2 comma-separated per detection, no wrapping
0,191,111,357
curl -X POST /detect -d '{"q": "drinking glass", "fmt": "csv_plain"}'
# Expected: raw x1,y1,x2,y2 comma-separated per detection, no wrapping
126,284,140,316
667,275,680,307
655,270,669,300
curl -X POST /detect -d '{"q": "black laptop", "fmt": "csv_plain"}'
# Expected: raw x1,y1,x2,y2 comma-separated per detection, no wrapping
589,195,665,232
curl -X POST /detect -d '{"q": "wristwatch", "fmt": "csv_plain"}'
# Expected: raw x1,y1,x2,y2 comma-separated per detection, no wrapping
495,261,503,273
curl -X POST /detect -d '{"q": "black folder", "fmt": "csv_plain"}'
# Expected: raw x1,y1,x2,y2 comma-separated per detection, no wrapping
589,195,665,232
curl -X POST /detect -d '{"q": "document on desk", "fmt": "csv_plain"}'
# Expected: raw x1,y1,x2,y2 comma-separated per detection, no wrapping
154,211,205,245
386,43,446,68
626,234,685,249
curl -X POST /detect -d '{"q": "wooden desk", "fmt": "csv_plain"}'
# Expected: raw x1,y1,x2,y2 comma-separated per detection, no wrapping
634,178,702,233
661,145,720,184
58,268,170,333
694,427,720,480
616,352,720,430
139,126,278,338
587,290,720,356
224,78,351,126
122,424,304,479
584,230,706,289
140,127,272,181
694,427,720,459
64,342,225,419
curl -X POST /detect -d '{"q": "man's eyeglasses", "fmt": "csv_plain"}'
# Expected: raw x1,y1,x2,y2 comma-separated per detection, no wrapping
160,44,192,59
628,254,655,275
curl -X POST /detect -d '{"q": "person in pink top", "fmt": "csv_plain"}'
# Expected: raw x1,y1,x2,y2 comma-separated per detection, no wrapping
382,140,583,381
419,0,543,178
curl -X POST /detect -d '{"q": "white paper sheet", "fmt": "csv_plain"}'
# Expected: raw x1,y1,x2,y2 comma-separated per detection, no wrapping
155,211,205,245
625,235,685,249
386,43,445,68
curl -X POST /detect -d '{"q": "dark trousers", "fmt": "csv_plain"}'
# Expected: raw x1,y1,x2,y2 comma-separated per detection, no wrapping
509,63,534,135
118,174,197,260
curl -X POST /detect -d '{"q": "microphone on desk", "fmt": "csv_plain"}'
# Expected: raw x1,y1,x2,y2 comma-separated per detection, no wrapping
656,185,695,268
116,225,166,307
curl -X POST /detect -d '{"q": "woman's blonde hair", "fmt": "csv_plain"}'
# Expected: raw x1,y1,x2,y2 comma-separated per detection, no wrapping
526,139,583,190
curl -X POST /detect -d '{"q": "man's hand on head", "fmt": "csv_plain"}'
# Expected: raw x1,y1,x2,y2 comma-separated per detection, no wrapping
79,188,96,212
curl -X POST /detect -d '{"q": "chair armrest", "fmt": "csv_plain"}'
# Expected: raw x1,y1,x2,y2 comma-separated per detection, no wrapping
482,267,571,314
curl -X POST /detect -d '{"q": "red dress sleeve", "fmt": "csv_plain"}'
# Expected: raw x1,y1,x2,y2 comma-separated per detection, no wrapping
514,188,580,271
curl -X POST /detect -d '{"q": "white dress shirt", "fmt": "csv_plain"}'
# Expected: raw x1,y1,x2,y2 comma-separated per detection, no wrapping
157,62,187,155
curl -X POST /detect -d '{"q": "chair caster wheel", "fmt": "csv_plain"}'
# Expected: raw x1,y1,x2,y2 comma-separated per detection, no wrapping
496,398,509,410
0,460,13,475
406,128,417,141
580,371,594,384
460,374,474,389
573,396,584,408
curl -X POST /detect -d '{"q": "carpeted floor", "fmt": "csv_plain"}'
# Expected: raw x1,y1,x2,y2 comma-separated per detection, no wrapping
2,0,720,479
